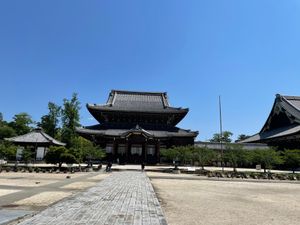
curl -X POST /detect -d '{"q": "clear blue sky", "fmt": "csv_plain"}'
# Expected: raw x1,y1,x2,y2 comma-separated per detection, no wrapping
1,1,300,141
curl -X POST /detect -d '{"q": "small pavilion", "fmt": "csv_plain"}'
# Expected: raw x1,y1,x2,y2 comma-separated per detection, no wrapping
5,128,65,160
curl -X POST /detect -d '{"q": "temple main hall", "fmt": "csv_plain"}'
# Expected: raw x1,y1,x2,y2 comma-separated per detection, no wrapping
76,90,198,164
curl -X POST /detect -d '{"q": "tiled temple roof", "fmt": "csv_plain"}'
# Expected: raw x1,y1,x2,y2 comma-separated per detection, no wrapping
87,90,188,113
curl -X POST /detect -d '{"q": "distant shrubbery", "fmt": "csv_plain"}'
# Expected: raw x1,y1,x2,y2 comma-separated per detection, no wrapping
161,145,300,173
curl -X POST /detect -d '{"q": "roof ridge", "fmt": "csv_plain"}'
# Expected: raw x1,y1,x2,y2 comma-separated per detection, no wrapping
111,89,167,95
281,95,300,100
280,95,300,112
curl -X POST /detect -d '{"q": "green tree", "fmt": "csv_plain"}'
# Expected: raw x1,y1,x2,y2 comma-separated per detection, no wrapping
160,146,193,166
60,153,77,165
224,144,250,172
69,136,105,165
176,146,193,165
235,134,250,143
251,149,283,173
9,113,33,135
0,125,16,140
283,150,300,173
161,148,180,162
0,113,16,140
0,141,17,160
44,146,76,170
210,131,233,143
192,146,216,170
22,147,34,164
38,102,61,137
61,93,81,147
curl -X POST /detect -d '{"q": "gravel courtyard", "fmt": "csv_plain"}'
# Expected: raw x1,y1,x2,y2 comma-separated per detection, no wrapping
148,172,300,225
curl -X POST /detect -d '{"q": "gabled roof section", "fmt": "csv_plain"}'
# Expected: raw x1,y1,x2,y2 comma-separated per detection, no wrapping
260,94,300,133
120,125,154,138
5,128,66,146
87,90,188,113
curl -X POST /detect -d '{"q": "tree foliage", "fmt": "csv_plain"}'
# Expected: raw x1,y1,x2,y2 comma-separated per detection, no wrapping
235,134,250,143
22,147,35,164
69,136,106,164
38,102,61,137
283,150,300,173
224,144,251,172
251,149,283,173
9,113,33,135
0,141,17,160
192,146,216,170
210,131,233,143
44,146,76,169
61,93,81,147
0,125,16,140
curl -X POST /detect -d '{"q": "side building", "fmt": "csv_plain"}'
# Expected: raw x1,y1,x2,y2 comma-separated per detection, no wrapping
76,90,198,164
241,94,300,149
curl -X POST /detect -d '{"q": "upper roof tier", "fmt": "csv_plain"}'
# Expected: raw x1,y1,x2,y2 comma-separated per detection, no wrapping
87,90,189,126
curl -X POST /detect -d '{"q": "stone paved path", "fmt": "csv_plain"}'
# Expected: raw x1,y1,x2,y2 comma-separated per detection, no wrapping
17,171,167,225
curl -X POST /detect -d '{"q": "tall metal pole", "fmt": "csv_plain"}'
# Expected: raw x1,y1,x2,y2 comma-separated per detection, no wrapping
219,96,224,172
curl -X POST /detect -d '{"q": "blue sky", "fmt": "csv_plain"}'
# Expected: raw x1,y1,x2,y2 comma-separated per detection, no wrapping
1,1,300,141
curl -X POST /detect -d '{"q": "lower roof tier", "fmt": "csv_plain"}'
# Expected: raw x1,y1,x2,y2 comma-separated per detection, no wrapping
76,124,198,139
87,106,188,127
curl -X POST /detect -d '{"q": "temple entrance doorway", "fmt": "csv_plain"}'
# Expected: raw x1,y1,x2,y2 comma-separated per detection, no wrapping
128,144,143,164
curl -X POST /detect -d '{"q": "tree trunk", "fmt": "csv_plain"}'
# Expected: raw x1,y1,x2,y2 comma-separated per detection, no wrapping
58,162,62,171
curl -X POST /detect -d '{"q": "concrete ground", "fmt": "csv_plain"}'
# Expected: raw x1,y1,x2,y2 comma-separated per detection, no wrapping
0,171,109,224
1,165,299,225
14,171,167,225
148,172,300,225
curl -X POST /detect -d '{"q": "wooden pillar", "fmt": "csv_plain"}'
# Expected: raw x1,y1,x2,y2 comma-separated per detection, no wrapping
143,142,147,163
126,140,129,163
156,140,160,164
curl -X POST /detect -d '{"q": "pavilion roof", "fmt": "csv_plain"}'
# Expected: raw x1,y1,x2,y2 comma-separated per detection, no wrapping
5,128,66,146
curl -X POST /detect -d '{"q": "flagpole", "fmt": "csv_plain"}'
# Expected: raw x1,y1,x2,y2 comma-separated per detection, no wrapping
219,95,224,172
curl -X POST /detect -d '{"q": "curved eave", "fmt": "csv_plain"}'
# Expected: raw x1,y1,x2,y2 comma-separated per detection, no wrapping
86,104,188,126
87,104,188,114
76,127,198,139
242,124,300,143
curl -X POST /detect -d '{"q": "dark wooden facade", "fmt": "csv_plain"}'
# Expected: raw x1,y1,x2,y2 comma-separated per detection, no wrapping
77,90,198,164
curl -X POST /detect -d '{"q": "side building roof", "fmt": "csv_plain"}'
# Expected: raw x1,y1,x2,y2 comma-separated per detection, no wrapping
241,94,300,143
195,141,269,150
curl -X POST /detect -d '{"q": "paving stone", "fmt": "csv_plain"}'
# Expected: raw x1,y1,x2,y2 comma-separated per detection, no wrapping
18,171,167,225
